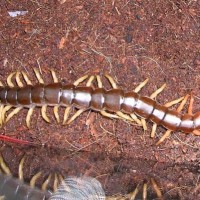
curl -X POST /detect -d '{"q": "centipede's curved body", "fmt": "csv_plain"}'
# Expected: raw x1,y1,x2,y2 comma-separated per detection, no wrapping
1,82,200,133
0,69,200,144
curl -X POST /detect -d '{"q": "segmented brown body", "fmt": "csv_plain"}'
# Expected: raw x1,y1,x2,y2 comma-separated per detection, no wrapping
0,83,200,133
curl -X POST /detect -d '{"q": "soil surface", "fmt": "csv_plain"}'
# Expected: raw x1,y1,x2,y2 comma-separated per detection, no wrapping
0,1,200,199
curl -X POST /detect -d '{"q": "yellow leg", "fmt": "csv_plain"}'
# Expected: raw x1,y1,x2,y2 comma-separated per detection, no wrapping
66,109,86,124
151,178,163,199
0,154,11,175
53,173,59,192
126,185,139,200
33,68,44,84
104,74,141,124
96,75,102,88
51,70,58,83
7,72,16,87
41,105,50,123
16,72,24,87
42,174,52,191
53,106,60,123
2,105,12,123
30,171,42,188
149,83,166,137
63,107,71,125
143,181,147,200
100,110,120,119
18,157,25,181
73,75,89,86
22,71,32,85
66,75,94,124
0,105,4,127
156,94,189,145
5,107,22,123
134,78,149,93
26,107,34,128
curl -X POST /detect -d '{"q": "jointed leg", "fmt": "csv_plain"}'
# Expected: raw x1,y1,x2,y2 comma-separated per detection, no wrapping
26,107,35,128
16,72,24,87
104,74,141,123
7,72,16,87
149,83,166,137
33,68,44,84
42,174,52,191
156,94,189,145
18,156,25,181
65,75,94,125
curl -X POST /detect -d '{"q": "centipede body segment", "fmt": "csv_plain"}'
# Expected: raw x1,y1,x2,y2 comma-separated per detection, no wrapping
0,68,200,144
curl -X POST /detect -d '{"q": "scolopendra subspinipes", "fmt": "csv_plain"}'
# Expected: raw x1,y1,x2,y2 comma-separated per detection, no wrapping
0,68,200,144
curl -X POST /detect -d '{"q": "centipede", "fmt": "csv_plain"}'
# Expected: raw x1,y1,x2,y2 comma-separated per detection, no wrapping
0,68,200,144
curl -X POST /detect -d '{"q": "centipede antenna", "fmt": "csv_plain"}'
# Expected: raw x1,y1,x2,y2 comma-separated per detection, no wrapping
53,106,60,123
19,156,25,181
2,105,12,123
96,75,102,88
5,107,22,123
42,174,52,191
51,70,59,83
66,109,86,124
41,105,50,123
105,74,118,89
22,71,32,85
63,107,71,125
150,83,166,99
143,181,147,200
0,154,11,175
7,72,16,87
73,75,89,86
26,107,34,128
16,72,24,87
30,171,42,188
33,68,44,84
134,78,149,93
151,178,163,199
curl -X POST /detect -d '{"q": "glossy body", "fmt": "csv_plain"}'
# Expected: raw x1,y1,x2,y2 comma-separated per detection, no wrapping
0,83,200,133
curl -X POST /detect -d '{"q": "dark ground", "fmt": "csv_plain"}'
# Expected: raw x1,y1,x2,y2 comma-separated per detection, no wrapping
0,0,200,199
